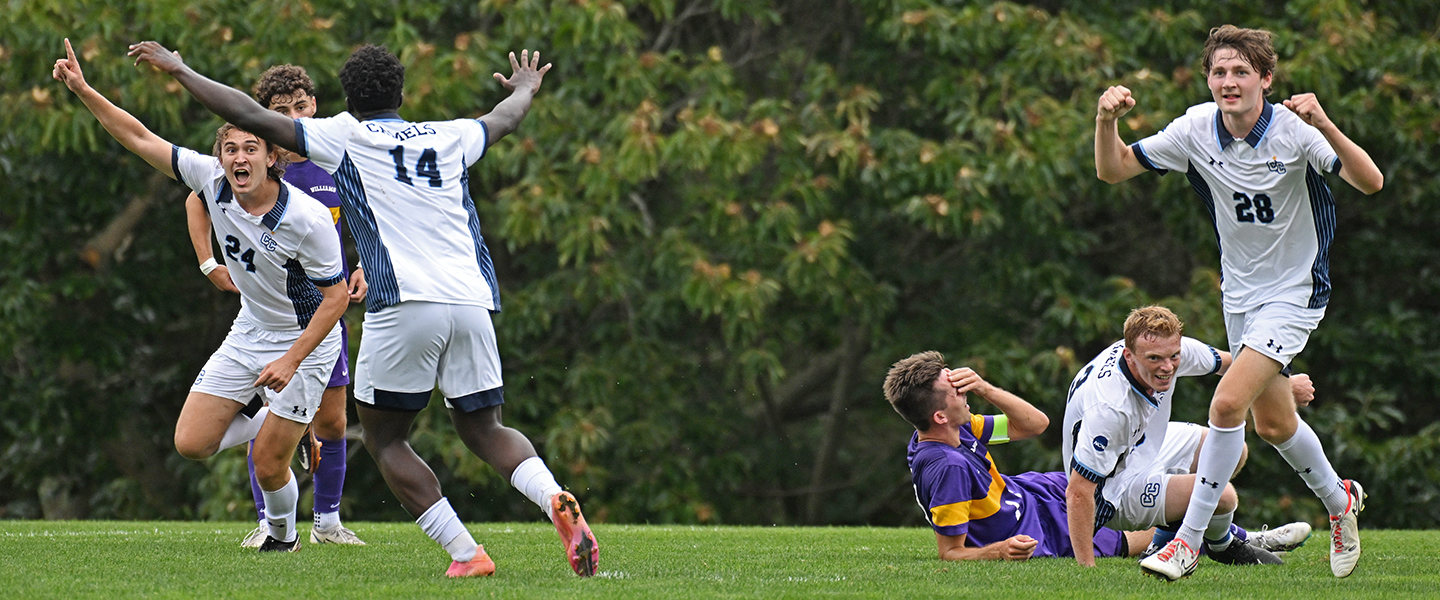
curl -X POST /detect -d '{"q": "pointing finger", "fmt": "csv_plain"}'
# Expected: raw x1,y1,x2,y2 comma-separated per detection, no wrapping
65,37,77,64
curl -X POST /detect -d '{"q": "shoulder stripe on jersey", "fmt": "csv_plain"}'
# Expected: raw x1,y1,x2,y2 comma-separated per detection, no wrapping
1331,156,1343,175
477,120,490,157
1131,142,1168,175
283,258,325,328
260,183,290,231
459,167,503,312
1208,345,1222,375
170,145,184,185
1186,163,1223,264
1305,164,1336,309
332,154,403,312
294,120,308,159
311,272,345,287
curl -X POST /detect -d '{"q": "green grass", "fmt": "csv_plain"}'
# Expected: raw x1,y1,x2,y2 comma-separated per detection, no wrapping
3,521,1438,598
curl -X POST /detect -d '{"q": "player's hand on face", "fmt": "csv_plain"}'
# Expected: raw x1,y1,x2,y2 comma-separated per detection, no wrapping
126,41,185,74
348,267,368,303
1097,86,1136,121
52,38,90,93
493,49,552,94
207,265,240,294
947,366,988,395
1289,373,1315,407
1003,535,1037,561
255,357,300,392
1282,93,1332,130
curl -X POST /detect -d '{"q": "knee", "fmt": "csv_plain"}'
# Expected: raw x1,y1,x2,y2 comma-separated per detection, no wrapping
1209,392,1248,424
1253,419,1294,445
315,414,346,440
1218,484,1239,513
173,432,217,461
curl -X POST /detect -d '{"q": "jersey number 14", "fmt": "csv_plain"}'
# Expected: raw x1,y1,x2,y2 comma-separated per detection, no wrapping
389,146,442,188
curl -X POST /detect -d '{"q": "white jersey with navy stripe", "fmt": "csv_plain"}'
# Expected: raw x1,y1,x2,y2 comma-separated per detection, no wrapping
1132,102,1342,312
173,146,345,331
294,112,498,313
1061,337,1222,509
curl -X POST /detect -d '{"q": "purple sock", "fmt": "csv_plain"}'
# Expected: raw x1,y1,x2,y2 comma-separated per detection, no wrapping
1230,523,1248,542
248,440,265,520
312,435,346,515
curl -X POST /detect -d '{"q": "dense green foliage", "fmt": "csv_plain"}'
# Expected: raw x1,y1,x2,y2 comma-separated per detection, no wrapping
2,0,1437,529
4,521,1440,597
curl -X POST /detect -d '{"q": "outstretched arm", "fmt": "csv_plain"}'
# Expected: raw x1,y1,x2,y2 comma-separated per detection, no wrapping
53,39,174,178
479,49,553,145
1283,93,1383,194
1094,85,1147,183
947,367,1049,440
936,532,1036,561
127,41,297,152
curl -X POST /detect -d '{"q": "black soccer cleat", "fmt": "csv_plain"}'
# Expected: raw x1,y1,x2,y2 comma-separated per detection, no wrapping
258,535,301,553
1206,535,1282,565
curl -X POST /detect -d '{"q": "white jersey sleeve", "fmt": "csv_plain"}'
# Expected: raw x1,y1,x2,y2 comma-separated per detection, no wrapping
1130,108,1205,174
1069,404,1133,483
1293,114,1342,175
294,221,345,286
171,145,222,193
1176,336,1224,378
295,114,357,173
454,119,489,168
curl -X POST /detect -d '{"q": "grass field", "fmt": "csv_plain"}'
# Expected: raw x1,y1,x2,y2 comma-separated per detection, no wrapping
4,521,1438,598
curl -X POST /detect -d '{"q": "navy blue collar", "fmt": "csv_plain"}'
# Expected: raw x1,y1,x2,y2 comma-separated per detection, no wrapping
1216,102,1273,151
1118,357,1160,408
216,179,289,230
360,112,404,122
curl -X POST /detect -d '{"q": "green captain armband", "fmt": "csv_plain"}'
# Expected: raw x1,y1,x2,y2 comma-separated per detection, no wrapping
990,415,1010,444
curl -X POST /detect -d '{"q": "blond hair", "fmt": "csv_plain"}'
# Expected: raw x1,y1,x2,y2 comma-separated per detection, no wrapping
1123,306,1184,350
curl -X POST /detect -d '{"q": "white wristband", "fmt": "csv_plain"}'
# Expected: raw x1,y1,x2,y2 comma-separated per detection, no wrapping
199,258,218,276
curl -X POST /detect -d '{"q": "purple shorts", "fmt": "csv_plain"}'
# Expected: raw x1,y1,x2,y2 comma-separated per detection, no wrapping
326,318,351,388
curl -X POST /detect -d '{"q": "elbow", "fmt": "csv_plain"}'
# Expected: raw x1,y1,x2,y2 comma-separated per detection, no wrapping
1363,176,1384,195
1095,168,1122,185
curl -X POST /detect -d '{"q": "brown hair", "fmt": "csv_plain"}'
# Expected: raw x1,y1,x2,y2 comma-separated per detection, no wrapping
253,64,316,109
1203,25,1277,96
211,124,287,182
1123,306,1184,351
884,351,948,432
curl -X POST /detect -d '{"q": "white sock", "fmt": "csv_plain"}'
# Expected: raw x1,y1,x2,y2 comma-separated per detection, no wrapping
1272,417,1348,515
261,470,298,543
1204,510,1236,550
1177,421,1246,548
416,497,477,562
510,456,563,518
314,510,340,531
219,407,268,451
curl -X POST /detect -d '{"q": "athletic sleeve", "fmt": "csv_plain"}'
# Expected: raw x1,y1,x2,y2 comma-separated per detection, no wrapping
171,145,221,194
1069,405,1131,483
1295,117,1342,175
921,464,982,537
294,206,345,286
296,113,358,173
456,119,489,167
970,414,1009,446
1130,111,1199,175
1176,336,1223,378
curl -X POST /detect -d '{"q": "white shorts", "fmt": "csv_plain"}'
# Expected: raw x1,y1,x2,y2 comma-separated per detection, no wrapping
1104,422,1205,531
190,314,342,425
1224,302,1325,367
354,301,504,413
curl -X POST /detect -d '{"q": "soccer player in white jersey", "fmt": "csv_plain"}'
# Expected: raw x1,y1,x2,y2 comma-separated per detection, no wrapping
127,40,598,577
1063,306,1312,568
1093,25,1384,579
54,39,348,552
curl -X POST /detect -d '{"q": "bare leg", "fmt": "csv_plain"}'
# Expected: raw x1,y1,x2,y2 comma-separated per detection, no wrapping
449,405,538,481
357,404,442,517
314,385,347,440
174,392,243,459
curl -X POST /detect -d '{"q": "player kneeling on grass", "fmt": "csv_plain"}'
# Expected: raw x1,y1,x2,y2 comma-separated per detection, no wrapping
55,39,346,553
885,351,1153,561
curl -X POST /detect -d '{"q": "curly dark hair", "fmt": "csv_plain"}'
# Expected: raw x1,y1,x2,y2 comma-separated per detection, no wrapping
211,124,288,182
339,44,404,114
253,64,316,108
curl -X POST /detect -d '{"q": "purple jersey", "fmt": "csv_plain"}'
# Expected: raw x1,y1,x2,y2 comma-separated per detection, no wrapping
284,159,346,272
907,415,1126,558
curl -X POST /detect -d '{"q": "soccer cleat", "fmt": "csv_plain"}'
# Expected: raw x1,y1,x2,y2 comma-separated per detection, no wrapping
240,524,267,549
310,525,366,545
550,491,599,576
257,535,301,553
445,547,496,578
1206,535,1284,565
1247,522,1312,553
1139,538,1200,581
1330,479,1366,578
296,427,322,474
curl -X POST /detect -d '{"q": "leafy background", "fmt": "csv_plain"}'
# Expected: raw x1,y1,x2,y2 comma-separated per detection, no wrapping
2,0,1437,530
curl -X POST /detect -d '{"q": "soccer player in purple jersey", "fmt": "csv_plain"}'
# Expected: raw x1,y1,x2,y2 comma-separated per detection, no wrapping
185,64,368,548
884,351,1151,561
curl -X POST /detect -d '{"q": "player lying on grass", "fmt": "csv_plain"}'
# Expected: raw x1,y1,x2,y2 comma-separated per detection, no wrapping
184,64,368,549
1094,24,1380,580
55,39,345,553
126,39,598,576
1062,306,1312,568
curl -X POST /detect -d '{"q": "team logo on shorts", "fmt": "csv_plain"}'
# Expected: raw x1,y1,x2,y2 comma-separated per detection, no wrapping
193,370,205,385
1140,482,1161,507
1266,156,1287,174
1092,435,1109,452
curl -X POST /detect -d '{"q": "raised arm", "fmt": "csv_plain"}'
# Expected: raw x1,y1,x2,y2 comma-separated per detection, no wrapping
127,41,298,152
53,39,174,178
1094,85,1147,183
479,49,553,145
1282,93,1383,194
947,367,1049,440
185,192,238,294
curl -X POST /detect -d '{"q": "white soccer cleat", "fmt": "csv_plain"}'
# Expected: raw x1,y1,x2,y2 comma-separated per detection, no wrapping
310,525,366,545
1247,521,1312,553
240,524,267,549
1330,479,1366,578
1139,538,1200,581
